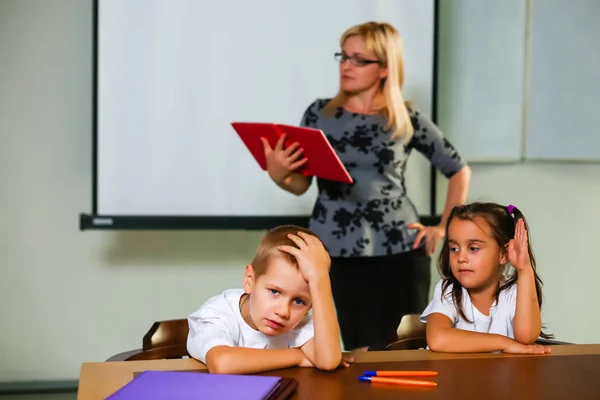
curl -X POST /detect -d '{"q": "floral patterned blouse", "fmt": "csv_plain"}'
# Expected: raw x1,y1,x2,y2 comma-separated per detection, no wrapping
300,98,466,258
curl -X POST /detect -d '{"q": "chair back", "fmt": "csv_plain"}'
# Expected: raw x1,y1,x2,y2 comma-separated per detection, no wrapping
396,314,426,340
126,319,190,361
142,319,189,350
385,337,427,351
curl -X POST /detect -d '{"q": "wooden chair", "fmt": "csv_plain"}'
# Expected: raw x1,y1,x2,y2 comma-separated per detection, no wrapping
107,319,190,361
385,337,428,351
383,314,427,350
396,314,426,340
367,313,427,351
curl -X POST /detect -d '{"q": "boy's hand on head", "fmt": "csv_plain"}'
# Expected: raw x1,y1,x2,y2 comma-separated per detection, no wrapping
282,236,341,371
278,232,331,283
507,218,532,272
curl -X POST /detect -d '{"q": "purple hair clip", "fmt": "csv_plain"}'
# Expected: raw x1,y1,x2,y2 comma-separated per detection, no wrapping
507,204,516,215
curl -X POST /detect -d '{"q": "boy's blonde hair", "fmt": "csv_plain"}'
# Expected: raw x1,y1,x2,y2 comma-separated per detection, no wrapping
325,21,414,140
251,225,321,278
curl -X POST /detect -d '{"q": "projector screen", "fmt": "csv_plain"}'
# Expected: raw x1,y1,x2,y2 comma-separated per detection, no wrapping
90,0,437,228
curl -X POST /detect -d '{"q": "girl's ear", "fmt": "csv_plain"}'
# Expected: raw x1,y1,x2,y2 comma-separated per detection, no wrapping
500,245,508,265
243,264,255,293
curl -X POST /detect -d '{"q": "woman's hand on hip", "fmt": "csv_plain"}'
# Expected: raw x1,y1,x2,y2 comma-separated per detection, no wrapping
407,223,446,256
260,134,308,184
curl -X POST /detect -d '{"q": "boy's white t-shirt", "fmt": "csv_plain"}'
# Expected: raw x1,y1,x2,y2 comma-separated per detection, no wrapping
186,289,314,364
420,279,517,338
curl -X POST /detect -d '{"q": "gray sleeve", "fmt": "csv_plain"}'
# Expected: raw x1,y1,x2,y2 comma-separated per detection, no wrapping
299,99,323,128
408,111,467,178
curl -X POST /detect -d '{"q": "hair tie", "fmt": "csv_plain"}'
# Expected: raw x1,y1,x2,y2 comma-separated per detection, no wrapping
507,204,516,215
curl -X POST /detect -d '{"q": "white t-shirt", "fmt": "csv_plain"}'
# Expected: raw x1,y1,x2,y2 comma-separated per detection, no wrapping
186,289,314,364
420,279,517,338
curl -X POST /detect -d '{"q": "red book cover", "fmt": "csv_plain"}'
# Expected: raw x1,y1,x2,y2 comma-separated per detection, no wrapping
232,122,353,184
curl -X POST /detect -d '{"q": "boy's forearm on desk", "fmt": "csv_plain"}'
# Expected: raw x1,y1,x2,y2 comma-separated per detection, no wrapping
306,275,342,370
206,346,302,374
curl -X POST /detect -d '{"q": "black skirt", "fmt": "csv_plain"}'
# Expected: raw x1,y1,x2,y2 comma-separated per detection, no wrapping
329,247,431,350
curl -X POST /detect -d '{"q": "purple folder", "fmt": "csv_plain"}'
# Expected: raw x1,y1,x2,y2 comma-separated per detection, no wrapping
105,370,285,400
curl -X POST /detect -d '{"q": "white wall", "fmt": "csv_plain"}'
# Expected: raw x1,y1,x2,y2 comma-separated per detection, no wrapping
433,0,600,344
0,0,598,383
0,0,263,382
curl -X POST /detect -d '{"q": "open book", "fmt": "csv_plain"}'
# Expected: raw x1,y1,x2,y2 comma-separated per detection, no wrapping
232,122,353,184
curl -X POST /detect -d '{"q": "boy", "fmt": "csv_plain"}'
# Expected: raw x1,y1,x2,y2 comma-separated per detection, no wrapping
186,225,353,374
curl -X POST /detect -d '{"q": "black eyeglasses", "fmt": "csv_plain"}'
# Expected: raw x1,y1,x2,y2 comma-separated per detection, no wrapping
334,52,380,67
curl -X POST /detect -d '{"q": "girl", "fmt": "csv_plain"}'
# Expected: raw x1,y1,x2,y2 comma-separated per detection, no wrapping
261,21,471,351
420,202,553,354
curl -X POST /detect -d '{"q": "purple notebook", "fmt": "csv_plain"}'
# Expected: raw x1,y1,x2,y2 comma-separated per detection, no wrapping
105,370,282,400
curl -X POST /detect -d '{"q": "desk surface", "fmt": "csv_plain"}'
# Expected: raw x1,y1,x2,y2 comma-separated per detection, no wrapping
79,344,600,400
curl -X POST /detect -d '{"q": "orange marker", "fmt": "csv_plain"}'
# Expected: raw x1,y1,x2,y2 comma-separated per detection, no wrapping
362,370,438,377
358,376,437,387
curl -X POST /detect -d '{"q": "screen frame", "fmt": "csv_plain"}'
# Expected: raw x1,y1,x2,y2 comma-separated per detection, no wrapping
80,0,441,230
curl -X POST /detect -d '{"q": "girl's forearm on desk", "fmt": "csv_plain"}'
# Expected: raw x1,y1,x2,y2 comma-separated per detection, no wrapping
427,326,512,353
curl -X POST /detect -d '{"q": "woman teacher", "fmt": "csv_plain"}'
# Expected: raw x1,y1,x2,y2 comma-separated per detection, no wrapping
261,22,471,351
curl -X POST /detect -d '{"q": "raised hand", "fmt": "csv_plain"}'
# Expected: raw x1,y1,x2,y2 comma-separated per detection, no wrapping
277,231,330,284
507,218,531,271
260,134,308,184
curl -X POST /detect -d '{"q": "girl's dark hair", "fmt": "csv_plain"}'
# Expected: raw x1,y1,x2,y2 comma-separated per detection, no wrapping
438,202,552,339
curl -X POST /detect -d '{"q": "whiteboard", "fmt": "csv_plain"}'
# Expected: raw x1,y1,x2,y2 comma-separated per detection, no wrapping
96,0,436,216
436,0,526,162
525,0,600,161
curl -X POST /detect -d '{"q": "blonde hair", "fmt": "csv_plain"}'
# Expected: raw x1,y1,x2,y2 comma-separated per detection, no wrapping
325,21,414,140
251,225,321,279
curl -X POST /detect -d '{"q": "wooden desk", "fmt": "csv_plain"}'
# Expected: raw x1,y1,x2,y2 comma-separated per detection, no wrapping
79,344,600,399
